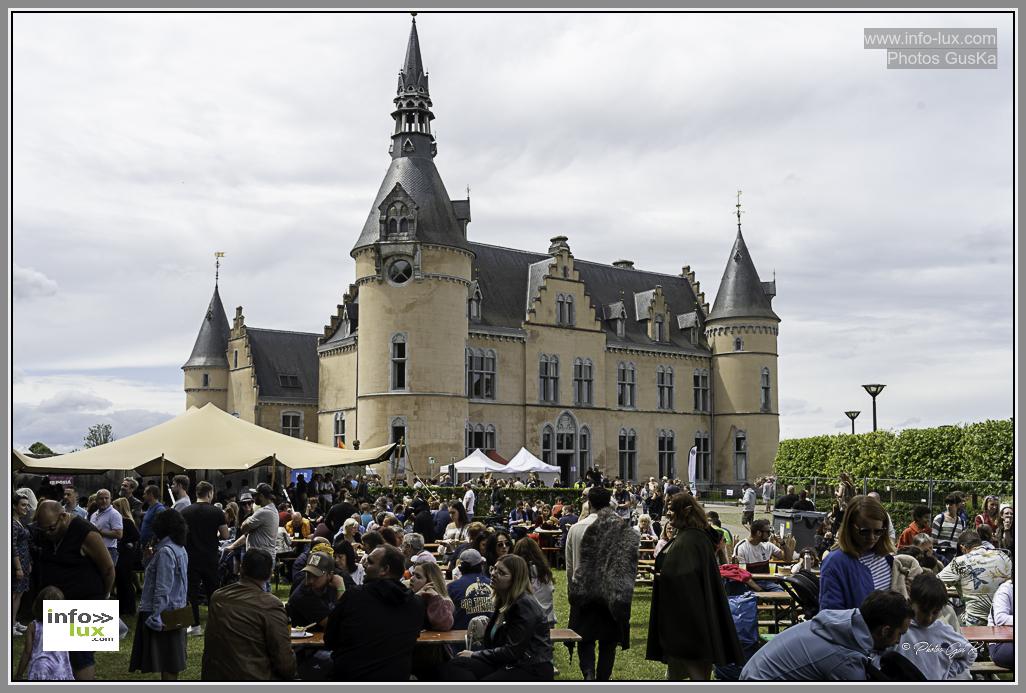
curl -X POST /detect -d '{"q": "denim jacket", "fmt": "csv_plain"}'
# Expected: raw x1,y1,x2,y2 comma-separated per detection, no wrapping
139,537,189,631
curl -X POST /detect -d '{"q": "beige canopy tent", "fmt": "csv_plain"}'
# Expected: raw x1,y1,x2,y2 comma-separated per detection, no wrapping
12,402,396,477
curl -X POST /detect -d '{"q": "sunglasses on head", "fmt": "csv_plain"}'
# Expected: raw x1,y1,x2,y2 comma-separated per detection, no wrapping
854,525,885,538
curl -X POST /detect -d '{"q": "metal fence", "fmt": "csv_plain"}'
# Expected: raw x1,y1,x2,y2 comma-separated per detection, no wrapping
773,475,1014,531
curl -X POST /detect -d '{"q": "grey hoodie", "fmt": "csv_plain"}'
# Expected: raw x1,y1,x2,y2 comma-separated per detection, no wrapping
741,608,877,680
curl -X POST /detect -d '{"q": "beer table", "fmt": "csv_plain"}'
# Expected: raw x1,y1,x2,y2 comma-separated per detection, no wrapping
962,626,1013,644
292,628,583,649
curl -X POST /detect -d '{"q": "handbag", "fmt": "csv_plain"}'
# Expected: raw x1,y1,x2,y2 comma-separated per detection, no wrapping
159,604,196,631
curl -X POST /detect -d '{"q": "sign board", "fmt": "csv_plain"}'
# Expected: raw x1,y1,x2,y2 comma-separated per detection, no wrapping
47,475,75,488
726,489,734,497
290,469,313,486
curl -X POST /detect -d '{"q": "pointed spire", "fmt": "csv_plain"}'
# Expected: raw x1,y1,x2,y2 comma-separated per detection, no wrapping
399,17,429,95
183,284,231,368
706,229,779,322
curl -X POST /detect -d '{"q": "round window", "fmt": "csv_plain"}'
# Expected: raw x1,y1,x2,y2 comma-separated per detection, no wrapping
388,259,413,285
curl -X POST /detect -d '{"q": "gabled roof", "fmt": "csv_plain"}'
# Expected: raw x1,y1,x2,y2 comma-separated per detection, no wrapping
707,230,779,322
246,328,320,401
469,242,709,354
183,285,230,369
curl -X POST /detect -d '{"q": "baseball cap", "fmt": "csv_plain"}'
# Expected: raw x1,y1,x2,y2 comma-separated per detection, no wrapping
459,549,485,566
302,552,334,577
255,483,274,498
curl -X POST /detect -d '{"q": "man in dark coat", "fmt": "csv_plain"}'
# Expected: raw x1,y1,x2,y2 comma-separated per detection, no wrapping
565,486,638,680
323,546,424,680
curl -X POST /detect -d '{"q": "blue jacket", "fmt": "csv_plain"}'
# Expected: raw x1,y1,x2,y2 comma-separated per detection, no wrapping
819,549,894,611
139,536,189,631
740,608,876,680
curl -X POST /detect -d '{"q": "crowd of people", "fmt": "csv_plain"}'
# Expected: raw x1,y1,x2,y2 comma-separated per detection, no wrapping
9,469,1015,682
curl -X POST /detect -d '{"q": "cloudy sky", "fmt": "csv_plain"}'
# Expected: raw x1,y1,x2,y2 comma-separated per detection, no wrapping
11,11,1014,453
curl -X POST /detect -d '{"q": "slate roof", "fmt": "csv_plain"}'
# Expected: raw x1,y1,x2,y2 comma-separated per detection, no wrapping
399,18,428,94
633,289,656,321
183,285,230,369
469,242,710,354
246,328,320,401
352,156,472,254
707,230,779,322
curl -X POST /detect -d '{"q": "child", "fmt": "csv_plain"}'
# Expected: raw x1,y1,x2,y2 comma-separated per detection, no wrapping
14,586,75,681
887,572,975,680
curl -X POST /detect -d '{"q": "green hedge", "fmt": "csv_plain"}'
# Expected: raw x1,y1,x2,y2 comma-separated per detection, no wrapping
774,419,1014,482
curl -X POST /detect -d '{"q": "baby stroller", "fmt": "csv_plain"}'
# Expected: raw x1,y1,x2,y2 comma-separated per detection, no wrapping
218,544,241,589
781,569,820,622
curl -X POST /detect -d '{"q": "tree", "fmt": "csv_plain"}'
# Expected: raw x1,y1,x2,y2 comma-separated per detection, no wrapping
83,424,116,448
29,442,55,455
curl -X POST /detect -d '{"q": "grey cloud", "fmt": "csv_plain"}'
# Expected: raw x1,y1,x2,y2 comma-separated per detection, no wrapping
13,263,58,300
13,404,174,453
780,398,825,417
35,389,113,414
897,417,922,428
13,367,26,385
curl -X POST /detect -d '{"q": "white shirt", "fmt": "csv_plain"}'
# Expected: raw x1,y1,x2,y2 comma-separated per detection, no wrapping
463,488,476,515
733,538,782,564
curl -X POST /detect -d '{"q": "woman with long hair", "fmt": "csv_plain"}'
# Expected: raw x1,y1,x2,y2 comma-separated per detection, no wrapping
379,526,401,548
975,495,1002,532
129,509,189,681
12,493,32,636
111,497,141,616
654,522,676,557
646,493,744,681
448,554,554,681
648,487,664,523
512,537,556,627
439,501,470,559
483,528,513,571
224,501,239,540
819,495,895,611
15,488,37,527
409,561,455,680
995,505,1014,558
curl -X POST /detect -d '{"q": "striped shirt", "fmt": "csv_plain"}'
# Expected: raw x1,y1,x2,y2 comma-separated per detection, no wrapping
932,513,966,546
859,552,891,591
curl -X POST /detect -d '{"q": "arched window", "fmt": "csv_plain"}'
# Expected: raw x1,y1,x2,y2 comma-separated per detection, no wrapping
658,429,676,479
734,429,748,480
657,365,674,411
538,354,559,403
654,314,665,342
466,348,497,400
391,333,408,391
390,416,408,476
761,367,772,412
400,217,409,234
617,361,636,409
734,337,744,352
541,424,554,465
618,427,637,481
579,425,592,469
694,430,711,482
566,295,575,326
389,218,398,235
202,372,210,388
556,295,565,325
333,412,346,448
573,357,593,406
693,367,710,412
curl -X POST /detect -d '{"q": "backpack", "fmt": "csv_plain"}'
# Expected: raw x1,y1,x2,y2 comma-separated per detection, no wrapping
713,591,760,680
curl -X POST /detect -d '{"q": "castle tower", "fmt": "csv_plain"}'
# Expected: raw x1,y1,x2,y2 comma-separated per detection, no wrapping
705,227,779,485
349,17,472,475
182,283,231,411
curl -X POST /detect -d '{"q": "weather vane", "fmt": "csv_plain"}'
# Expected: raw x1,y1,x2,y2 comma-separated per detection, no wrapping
215,252,224,285
736,190,744,232
467,184,471,198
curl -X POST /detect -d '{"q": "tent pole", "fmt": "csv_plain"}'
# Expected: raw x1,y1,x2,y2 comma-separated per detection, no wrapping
160,454,166,505
272,454,276,488
391,437,404,494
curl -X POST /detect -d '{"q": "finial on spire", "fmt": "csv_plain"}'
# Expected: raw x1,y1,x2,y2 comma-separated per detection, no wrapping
735,190,744,232
215,252,224,285
467,184,470,198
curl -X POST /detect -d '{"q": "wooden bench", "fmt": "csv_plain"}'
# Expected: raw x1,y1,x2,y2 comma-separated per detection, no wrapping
542,546,564,569
970,662,1010,674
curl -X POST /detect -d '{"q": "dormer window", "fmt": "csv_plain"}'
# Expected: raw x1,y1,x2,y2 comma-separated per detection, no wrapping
654,314,665,342
278,374,301,388
468,281,483,324
616,317,625,338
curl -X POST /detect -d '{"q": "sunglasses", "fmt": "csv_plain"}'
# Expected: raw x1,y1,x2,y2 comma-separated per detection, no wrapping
496,541,510,547
854,525,885,538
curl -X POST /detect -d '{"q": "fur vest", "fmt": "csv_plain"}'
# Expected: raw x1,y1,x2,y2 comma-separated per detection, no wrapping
568,508,639,623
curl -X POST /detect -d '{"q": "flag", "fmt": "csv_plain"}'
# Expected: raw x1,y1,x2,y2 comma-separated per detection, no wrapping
688,445,697,490
336,438,347,450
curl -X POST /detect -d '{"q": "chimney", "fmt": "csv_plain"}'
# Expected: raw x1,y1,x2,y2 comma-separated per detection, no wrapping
548,235,570,256
612,259,635,269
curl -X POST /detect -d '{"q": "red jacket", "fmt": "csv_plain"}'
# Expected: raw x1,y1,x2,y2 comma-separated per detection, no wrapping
897,521,931,547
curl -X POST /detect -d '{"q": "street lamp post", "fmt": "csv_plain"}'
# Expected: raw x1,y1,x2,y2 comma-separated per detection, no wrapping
861,384,886,432
845,410,861,435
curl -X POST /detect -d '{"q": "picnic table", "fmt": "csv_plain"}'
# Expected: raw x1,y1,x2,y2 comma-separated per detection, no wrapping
962,626,1013,644
755,591,796,633
291,628,582,649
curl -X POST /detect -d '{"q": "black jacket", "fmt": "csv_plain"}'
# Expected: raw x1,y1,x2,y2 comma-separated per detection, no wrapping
412,510,436,544
323,577,424,681
490,487,506,515
473,594,552,669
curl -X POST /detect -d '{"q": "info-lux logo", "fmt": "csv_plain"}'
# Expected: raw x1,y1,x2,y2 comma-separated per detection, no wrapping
43,601,120,652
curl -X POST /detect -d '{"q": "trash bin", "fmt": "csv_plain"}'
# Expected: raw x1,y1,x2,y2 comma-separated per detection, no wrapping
772,510,828,553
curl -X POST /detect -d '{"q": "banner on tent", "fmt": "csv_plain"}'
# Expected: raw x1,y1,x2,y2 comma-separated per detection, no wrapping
290,469,313,486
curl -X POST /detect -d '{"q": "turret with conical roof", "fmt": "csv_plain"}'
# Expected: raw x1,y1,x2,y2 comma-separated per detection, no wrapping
183,284,231,411
705,222,779,487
